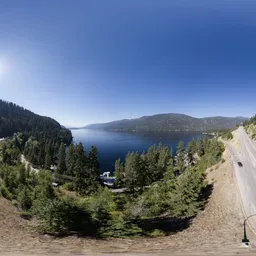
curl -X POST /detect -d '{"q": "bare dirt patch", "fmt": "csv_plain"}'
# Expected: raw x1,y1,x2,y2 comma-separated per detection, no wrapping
0,148,255,255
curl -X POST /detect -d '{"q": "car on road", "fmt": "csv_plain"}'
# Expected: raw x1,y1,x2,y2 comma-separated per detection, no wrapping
237,162,243,167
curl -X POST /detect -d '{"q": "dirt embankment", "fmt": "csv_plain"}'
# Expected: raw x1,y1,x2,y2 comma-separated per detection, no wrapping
0,149,255,255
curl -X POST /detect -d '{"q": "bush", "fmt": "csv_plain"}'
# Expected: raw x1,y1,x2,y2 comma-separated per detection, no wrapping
19,211,33,220
222,131,233,140
62,182,74,191
147,229,165,237
12,200,19,208
86,187,116,224
221,158,226,163
0,184,12,199
100,212,142,238
36,197,95,234
17,186,32,210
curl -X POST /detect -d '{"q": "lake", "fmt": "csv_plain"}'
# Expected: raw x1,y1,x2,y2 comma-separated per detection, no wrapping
71,129,206,174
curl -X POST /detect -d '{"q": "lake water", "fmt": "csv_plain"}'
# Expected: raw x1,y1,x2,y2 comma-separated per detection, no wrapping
71,129,205,174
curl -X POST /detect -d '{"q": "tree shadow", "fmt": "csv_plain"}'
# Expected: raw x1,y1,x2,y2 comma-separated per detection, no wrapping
199,183,214,211
136,183,214,235
136,216,194,235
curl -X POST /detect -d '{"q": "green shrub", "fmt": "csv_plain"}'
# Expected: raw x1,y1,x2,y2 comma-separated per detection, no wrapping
17,186,32,210
222,131,233,140
12,200,19,208
19,211,33,220
221,158,226,163
147,229,165,237
0,184,12,199
62,182,74,191
36,197,95,234
86,187,116,225
100,212,142,238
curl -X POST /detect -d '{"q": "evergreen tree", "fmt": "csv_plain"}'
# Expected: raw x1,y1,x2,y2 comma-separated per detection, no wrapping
44,153,52,169
124,152,141,194
156,145,171,179
73,143,87,195
66,143,75,176
186,139,197,164
114,158,125,187
57,143,66,174
18,185,32,210
197,138,204,157
18,164,27,185
2,143,7,163
146,145,159,184
172,166,206,217
87,145,101,192
176,141,185,174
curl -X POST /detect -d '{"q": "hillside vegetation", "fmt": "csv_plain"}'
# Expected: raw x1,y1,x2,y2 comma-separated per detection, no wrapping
0,99,72,144
0,99,72,167
0,134,224,238
244,115,256,139
0,99,225,238
85,113,247,132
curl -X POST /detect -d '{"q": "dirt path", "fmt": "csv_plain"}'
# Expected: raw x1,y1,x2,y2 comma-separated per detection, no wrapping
0,149,255,255
20,154,39,173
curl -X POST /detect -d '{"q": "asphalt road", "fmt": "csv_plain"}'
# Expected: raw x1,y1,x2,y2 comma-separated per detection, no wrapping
228,127,256,232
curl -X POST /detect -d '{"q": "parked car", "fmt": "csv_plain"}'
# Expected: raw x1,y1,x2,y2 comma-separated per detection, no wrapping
238,162,243,167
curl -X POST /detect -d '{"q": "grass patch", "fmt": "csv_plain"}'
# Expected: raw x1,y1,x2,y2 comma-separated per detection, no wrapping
147,229,165,237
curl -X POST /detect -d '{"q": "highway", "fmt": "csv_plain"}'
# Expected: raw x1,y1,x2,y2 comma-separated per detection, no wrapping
228,127,256,232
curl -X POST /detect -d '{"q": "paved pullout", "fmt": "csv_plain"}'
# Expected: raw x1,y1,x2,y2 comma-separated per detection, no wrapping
228,127,256,232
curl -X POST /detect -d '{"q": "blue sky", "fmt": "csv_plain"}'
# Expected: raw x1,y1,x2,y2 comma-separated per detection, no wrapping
0,0,255,126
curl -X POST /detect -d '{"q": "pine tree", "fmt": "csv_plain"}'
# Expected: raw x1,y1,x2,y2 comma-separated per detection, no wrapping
156,145,171,179
124,152,141,194
57,143,66,174
66,143,75,176
176,141,185,174
2,143,7,163
114,158,125,187
73,143,87,195
146,145,159,184
44,153,51,169
18,164,27,185
173,167,206,217
88,145,101,191
197,138,204,157
186,139,197,164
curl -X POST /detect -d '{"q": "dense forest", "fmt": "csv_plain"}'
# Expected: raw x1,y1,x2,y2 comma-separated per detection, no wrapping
0,99,72,166
0,134,224,237
0,99,72,143
84,113,247,132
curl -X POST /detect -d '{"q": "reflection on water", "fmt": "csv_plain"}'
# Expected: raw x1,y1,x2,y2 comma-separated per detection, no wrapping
72,129,206,173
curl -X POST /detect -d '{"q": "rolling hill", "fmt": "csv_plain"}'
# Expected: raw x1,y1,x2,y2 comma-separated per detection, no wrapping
84,113,248,132
0,99,72,144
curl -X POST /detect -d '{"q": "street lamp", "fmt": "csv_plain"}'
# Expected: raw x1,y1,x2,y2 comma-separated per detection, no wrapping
242,214,256,245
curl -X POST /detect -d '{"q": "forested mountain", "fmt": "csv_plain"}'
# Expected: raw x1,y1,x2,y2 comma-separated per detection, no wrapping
84,113,247,132
0,99,72,144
